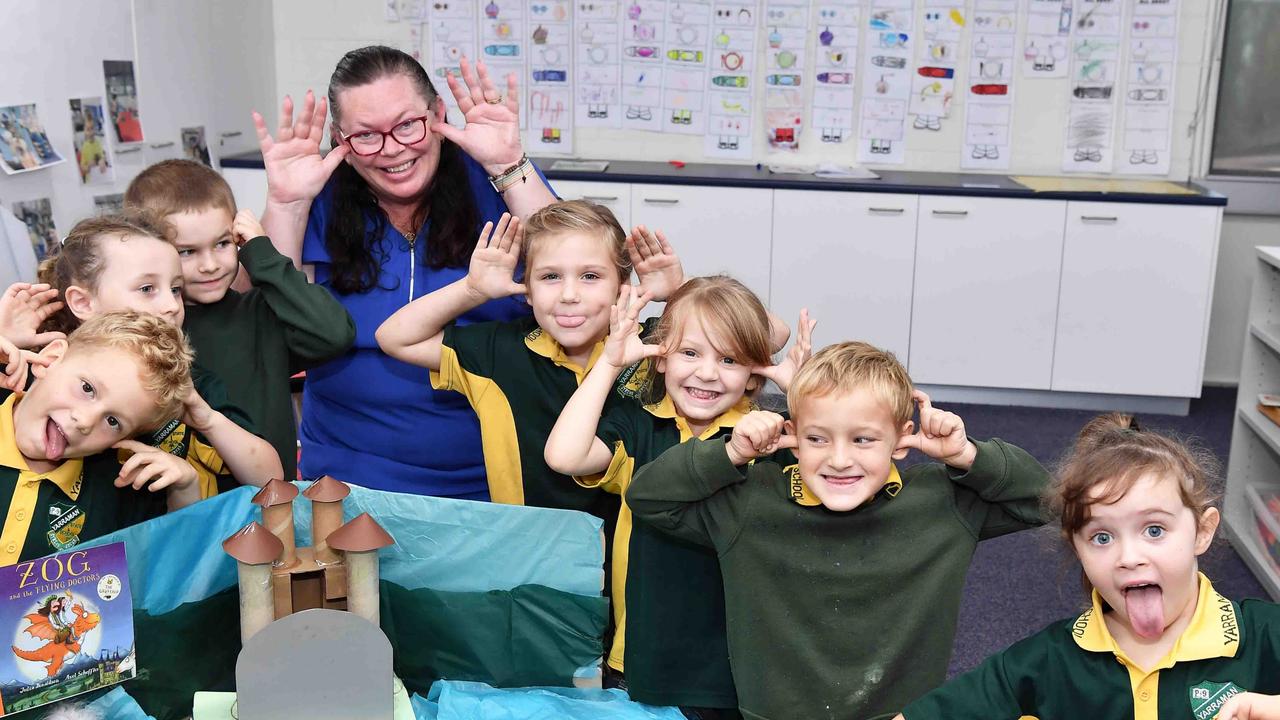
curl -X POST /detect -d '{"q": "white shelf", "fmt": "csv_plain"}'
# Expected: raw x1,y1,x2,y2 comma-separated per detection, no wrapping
1251,322,1280,358
1239,404,1280,458
1257,246,1280,272
1223,518,1280,599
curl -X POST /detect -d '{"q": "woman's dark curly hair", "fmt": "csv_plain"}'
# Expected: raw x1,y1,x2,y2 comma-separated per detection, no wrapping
325,45,479,295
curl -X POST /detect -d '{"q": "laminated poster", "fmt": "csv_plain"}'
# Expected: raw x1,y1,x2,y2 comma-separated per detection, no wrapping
576,1,624,128
857,0,913,163
808,1,860,147
526,0,575,153
1062,0,1125,172
661,0,713,136
706,0,762,158
762,0,811,152
1022,0,1071,78
961,0,1019,169
622,0,668,131
1116,0,1178,176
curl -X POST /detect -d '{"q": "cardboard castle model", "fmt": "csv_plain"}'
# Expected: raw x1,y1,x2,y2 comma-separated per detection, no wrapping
221,476,394,644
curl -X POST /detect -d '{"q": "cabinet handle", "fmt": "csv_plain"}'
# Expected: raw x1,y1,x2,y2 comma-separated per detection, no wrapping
582,195,619,202
115,146,142,154
1080,215,1118,223
219,131,243,138
149,141,175,149
868,207,905,214
642,198,681,205
931,210,969,217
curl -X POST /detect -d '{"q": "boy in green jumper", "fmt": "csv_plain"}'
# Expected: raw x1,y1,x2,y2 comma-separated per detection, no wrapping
626,341,1050,720
0,311,199,565
126,159,356,482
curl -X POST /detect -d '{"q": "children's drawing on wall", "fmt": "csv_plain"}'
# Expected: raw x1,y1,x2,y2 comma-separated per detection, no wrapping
1117,0,1177,176
103,60,144,144
909,0,962,133
808,2,859,146
762,0,810,153
427,1,478,121
182,126,214,167
857,0,912,164
93,193,126,215
705,0,759,158
399,0,429,22
69,98,113,185
1061,0,1123,172
526,0,574,152
482,0,527,129
575,0,623,128
1022,0,1070,78
0,104,65,176
622,0,668,131
661,1,712,135
961,0,1018,169
9,199,58,261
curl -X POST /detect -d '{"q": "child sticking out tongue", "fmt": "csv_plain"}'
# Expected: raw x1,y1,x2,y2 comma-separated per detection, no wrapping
1124,584,1165,639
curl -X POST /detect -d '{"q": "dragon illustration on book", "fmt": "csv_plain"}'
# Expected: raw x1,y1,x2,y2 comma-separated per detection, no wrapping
12,593,100,677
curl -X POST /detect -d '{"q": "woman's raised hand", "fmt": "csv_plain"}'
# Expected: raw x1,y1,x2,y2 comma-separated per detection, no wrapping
465,213,527,300
435,57,524,175
253,90,349,207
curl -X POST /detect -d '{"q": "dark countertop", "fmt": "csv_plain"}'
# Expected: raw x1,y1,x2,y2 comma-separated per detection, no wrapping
221,151,1227,207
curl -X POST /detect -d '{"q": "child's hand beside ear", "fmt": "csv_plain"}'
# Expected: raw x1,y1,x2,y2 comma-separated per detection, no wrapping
0,335,48,392
754,308,816,392
896,389,977,470
0,282,66,349
111,440,200,510
602,285,659,370
727,411,797,466
181,389,218,434
464,213,527,301
232,209,267,247
628,225,683,301
1219,693,1280,720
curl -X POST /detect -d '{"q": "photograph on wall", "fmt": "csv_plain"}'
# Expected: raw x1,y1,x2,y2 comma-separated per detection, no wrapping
70,97,114,185
181,126,214,167
103,60,144,144
93,193,125,214
9,198,59,261
0,104,66,175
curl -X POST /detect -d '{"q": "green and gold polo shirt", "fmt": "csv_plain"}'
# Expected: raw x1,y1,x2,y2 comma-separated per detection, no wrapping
430,315,648,516
903,573,1280,720
0,394,165,565
588,394,749,706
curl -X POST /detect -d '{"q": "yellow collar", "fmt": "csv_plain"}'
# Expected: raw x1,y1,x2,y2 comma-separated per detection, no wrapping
784,463,904,507
524,325,607,381
642,394,752,442
0,394,84,500
1072,572,1239,663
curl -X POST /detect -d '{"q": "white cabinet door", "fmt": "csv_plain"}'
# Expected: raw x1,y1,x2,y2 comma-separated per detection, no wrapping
1052,202,1221,397
209,0,278,160
548,180,631,230
909,196,1067,390
770,190,918,360
631,184,774,304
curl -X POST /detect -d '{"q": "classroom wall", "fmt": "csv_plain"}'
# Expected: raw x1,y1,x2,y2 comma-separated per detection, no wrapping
271,0,1212,179
0,0,278,242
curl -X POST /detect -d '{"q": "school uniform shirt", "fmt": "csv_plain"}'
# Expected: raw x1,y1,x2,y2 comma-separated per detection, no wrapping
586,393,749,708
145,364,258,498
431,314,650,514
299,157,535,497
626,437,1050,720
902,573,1280,720
185,234,356,483
0,394,166,566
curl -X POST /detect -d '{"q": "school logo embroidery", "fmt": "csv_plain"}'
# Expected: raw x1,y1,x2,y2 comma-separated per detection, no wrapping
525,327,543,342
1071,607,1094,639
149,418,187,458
615,359,651,399
1190,680,1244,720
46,502,85,551
1216,592,1239,646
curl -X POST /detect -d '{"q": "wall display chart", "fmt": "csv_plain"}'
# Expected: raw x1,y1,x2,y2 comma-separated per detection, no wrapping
526,0,575,152
763,0,812,152
1022,0,1071,78
808,2,860,147
705,1,761,158
403,0,1183,175
857,0,913,163
576,1,624,128
1116,0,1177,175
910,0,963,135
961,0,1019,168
1062,0,1124,172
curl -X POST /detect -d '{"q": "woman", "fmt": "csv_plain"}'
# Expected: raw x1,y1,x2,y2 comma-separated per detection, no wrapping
254,46,557,497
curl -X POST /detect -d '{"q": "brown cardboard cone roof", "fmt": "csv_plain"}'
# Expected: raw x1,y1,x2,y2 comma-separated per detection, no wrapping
302,475,351,503
251,477,299,507
222,522,284,565
326,513,394,552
